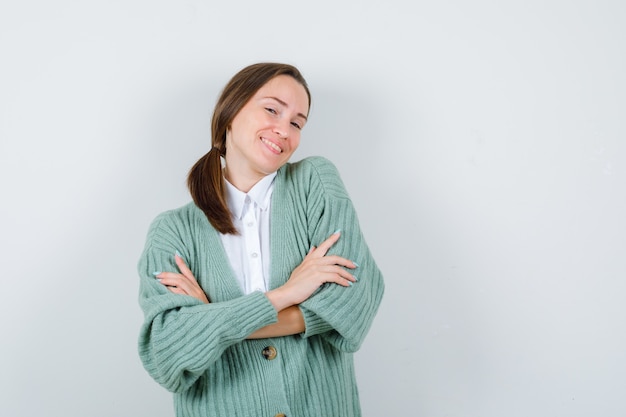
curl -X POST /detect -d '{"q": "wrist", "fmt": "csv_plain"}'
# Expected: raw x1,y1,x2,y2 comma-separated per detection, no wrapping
265,287,293,312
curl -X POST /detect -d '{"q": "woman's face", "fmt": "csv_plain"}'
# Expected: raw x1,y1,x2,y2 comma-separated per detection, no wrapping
225,75,309,188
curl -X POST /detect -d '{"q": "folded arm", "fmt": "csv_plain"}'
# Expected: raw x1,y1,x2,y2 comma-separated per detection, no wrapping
296,158,385,352
138,215,278,393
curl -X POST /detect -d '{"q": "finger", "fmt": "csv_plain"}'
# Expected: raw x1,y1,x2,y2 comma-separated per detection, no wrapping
157,277,182,290
321,270,356,287
308,255,357,269
156,271,209,303
320,265,357,283
155,272,185,282
163,279,210,303
307,255,357,269
172,273,197,293
301,246,317,261
157,273,194,292
175,253,197,282
167,286,187,295
311,230,341,257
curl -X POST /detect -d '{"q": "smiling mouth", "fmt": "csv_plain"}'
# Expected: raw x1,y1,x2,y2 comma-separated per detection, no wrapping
261,137,282,153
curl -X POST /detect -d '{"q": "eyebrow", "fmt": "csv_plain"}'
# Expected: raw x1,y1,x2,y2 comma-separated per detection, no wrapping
265,96,308,121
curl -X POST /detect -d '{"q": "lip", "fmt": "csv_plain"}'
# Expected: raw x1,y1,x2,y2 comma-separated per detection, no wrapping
260,137,283,154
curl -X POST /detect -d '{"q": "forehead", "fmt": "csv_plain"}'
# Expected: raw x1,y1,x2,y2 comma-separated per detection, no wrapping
255,75,309,114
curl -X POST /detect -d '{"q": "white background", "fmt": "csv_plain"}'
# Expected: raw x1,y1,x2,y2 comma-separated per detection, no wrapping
1,1,625,416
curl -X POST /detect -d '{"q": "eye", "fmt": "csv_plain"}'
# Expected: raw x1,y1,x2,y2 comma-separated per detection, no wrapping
265,107,277,115
291,121,302,130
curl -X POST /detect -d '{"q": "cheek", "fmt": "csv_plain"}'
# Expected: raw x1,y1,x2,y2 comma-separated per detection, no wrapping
289,136,301,152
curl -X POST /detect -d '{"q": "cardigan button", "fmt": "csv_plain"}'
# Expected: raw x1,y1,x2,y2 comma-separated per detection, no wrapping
262,346,277,360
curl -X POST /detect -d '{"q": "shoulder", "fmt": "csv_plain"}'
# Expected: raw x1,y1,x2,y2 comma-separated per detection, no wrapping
281,156,349,199
288,156,338,176
147,202,207,236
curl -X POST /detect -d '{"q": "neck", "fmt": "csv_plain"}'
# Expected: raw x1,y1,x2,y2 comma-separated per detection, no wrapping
223,166,264,193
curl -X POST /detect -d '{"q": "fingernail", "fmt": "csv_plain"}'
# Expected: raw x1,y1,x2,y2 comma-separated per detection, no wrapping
175,250,182,258
352,261,360,268
353,275,359,281
348,281,353,286
333,229,341,234
152,271,161,276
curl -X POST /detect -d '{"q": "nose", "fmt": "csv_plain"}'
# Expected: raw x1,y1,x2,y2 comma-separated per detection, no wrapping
273,120,289,139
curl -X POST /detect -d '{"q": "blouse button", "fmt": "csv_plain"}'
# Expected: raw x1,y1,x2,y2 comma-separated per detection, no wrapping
262,346,277,360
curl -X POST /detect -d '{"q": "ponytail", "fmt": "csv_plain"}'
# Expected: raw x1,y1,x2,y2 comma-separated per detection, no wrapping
187,146,238,235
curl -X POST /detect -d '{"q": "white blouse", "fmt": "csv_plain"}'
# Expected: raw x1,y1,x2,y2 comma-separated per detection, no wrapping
219,172,276,294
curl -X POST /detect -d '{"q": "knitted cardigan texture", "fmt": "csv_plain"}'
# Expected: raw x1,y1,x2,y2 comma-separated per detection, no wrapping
138,156,385,417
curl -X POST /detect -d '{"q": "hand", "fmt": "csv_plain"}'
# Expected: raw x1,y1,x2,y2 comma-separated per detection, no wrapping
266,231,357,311
154,253,210,304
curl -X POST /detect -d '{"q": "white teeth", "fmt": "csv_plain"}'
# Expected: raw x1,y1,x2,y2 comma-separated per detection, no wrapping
261,138,282,152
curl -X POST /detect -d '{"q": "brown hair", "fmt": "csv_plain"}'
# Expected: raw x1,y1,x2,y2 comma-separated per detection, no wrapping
187,63,311,234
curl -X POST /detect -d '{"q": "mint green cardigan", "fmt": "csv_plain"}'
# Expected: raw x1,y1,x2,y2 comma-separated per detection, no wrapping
138,156,384,417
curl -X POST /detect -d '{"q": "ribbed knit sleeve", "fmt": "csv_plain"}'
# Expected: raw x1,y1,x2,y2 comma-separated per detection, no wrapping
297,157,385,352
137,210,278,393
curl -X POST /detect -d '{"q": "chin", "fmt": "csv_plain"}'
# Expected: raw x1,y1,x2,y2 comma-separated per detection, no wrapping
259,156,289,173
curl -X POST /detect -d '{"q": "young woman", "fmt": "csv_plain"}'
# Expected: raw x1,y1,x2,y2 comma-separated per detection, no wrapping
138,62,384,417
